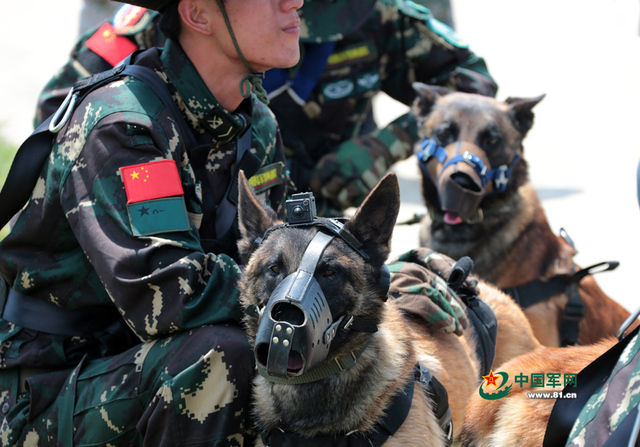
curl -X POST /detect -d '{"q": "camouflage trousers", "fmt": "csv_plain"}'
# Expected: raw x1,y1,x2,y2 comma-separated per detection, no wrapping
0,323,255,446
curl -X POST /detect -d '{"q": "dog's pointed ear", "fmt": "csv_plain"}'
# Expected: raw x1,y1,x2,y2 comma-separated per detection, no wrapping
237,170,279,263
506,94,546,137
345,173,400,265
411,82,449,119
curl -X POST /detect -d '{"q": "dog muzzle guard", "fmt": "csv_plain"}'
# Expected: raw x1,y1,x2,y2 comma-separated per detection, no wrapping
417,138,521,222
255,231,343,379
251,192,388,382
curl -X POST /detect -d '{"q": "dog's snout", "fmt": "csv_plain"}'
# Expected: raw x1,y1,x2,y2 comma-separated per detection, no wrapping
452,172,482,193
271,302,305,326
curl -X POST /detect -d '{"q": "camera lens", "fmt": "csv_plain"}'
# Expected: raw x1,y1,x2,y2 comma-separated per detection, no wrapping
292,205,304,218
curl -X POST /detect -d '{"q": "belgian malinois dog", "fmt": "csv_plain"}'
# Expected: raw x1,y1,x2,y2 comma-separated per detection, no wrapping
236,171,540,446
411,84,630,347
460,336,618,447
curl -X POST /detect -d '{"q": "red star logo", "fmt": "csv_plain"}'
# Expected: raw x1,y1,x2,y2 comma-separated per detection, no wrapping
483,370,500,388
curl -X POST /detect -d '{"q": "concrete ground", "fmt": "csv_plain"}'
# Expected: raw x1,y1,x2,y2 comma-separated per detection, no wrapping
1,0,639,316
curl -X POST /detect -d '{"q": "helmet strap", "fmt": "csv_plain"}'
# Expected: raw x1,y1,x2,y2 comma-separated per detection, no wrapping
216,0,270,105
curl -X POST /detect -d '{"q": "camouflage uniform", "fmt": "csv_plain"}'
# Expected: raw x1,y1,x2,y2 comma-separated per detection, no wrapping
565,330,640,446
35,0,497,216
0,38,286,445
35,6,164,127
275,0,498,215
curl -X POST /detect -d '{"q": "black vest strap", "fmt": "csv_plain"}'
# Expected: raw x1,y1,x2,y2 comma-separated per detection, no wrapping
503,261,618,346
542,324,640,447
0,117,55,230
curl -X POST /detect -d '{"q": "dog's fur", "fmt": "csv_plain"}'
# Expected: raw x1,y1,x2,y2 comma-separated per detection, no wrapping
460,337,617,447
236,171,541,445
412,84,630,347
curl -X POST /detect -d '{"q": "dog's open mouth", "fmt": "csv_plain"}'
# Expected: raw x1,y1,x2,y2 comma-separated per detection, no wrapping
444,211,464,225
287,351,304,373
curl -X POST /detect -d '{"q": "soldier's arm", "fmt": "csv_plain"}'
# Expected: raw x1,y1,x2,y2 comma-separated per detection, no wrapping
380,1,498,103
309,114,417,213
60,113,243,342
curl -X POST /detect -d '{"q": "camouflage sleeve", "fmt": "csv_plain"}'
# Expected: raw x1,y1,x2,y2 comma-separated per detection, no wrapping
60,114,243,342
309,112,417,212
378,0,498,103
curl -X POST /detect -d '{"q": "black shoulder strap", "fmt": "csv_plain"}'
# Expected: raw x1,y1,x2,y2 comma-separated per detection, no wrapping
0,116,55,230
542,323,640,447
0,57,196,232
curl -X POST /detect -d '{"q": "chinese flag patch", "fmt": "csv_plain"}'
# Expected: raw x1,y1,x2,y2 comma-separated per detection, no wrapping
120,160,184,204
86,23,138,67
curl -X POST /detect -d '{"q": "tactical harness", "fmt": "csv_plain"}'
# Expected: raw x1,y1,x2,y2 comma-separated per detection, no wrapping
416,138,619,347
0,53,266,337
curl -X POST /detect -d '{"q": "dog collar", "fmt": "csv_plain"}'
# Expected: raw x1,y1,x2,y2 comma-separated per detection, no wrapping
257,343,369,385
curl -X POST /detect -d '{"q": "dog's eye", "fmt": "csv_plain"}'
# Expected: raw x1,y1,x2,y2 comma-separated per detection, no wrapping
323,269,335,278
433,125,456,145
270,265,281,274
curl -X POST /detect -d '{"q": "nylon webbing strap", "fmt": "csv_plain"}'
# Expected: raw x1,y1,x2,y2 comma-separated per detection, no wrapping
0,280,121,336
0,117,55,230
215,128,260,238
542,324,640,447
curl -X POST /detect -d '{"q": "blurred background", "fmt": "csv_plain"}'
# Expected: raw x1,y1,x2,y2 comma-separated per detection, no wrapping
1,0,639,312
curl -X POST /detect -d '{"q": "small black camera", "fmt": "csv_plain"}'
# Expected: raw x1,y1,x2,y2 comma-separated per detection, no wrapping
286,192,317,225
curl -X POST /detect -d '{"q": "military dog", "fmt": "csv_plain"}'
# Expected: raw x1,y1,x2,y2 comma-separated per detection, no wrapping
411,84,630,347
236,171,540,446
460,336,618,447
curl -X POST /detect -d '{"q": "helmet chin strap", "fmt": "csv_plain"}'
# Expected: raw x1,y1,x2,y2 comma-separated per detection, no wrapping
215,0,270,105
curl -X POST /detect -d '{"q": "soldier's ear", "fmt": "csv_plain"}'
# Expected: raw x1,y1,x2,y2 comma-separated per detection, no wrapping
237,171,279,264
178,0,214,36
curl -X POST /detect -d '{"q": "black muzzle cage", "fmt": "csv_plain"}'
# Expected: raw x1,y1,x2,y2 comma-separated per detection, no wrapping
249,193,389,382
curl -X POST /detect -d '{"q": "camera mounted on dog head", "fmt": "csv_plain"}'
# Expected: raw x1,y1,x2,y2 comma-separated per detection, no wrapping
250,191,390,383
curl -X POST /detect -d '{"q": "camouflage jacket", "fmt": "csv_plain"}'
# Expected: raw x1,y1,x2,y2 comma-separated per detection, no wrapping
34,1,497,216
566,328,640,446
269,0,498,214
34,6,165,128
0,39,286,370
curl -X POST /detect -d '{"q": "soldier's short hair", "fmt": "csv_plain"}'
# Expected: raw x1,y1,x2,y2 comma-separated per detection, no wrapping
159,0,181,41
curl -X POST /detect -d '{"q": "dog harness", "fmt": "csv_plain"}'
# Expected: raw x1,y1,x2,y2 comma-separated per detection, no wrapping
504,259,619,347
417,138,521,195
259,363,453,447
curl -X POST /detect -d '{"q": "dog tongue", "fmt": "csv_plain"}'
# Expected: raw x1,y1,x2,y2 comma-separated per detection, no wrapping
444,212,464,225
287,351,304,372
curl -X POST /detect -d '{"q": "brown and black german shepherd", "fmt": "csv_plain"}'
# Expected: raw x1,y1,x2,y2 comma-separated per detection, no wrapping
236,171,540,446
460,336,618,447
411,84,630,347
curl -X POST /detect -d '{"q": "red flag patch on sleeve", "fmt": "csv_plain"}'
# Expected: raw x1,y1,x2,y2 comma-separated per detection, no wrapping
86,23,138,67
120,160,184,204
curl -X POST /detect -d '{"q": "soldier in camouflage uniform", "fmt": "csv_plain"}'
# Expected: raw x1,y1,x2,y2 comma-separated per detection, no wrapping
0,0,301,444
35,0,497,216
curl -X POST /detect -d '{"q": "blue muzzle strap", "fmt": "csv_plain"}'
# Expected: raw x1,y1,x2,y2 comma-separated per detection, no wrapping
417,138,521,195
